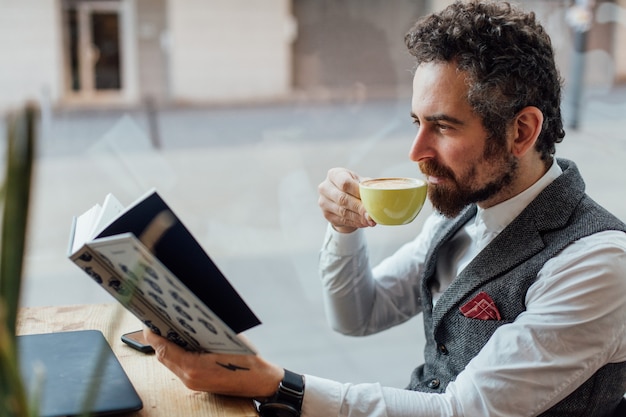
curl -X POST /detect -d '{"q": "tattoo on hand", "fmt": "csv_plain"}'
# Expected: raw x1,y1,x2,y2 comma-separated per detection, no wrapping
216,361,250,371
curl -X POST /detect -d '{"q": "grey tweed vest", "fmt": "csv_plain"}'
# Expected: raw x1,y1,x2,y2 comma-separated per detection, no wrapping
407,159,626,416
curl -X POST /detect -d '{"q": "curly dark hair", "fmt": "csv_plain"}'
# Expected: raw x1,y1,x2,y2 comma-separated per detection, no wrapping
405,0,565,163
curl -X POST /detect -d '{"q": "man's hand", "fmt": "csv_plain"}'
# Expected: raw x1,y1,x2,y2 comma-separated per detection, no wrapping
318,167,376,233
143,329,283,398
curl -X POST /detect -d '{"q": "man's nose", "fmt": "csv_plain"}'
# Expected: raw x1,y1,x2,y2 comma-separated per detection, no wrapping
409,128,435,162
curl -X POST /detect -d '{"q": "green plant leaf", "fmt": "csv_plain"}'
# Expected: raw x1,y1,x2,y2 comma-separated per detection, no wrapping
0,104,37,417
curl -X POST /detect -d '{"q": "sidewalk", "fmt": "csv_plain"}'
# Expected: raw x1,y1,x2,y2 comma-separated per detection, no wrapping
17,90,626,387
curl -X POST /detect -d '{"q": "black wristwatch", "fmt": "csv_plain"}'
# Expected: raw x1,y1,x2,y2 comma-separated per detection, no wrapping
257,369,305,417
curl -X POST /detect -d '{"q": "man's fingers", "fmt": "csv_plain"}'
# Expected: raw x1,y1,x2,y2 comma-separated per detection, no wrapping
144,330,175,366
318,168,375,230
143,329,188,371
319,195,365,230
328,167,361,198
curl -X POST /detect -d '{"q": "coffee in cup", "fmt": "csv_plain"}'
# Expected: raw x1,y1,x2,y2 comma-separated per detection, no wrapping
359,177,427,225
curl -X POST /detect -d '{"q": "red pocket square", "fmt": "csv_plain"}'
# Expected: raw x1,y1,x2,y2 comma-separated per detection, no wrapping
459,292,502,320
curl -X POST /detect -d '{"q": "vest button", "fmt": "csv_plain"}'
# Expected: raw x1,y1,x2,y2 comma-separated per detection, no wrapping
427,378,440,389
438,344,449,355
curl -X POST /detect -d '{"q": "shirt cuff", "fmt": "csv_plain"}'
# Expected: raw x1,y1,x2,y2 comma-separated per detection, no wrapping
301,374,343,417
322,223,367,257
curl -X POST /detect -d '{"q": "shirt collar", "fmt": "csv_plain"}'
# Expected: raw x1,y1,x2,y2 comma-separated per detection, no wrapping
475,159,563,235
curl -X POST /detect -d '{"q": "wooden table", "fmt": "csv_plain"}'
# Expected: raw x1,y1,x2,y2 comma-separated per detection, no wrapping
17,304,258,417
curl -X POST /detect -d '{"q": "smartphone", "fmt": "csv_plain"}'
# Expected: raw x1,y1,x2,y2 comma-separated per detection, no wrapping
121,330,154,353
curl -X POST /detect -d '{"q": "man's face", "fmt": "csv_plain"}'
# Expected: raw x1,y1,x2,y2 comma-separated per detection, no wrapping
409,62,518,218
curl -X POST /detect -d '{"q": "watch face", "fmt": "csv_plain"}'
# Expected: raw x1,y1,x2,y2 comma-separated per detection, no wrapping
259,402,299,417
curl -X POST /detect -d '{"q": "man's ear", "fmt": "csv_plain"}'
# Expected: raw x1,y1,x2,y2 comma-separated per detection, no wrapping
511,106,543,157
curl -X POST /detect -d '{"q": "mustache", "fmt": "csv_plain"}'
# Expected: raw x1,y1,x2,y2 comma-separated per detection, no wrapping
419,160,455,181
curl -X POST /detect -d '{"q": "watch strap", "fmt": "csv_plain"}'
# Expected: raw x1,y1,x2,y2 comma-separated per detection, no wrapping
279,369,305,405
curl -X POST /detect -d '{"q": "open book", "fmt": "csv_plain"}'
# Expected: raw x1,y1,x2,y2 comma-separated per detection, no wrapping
68,190,260,354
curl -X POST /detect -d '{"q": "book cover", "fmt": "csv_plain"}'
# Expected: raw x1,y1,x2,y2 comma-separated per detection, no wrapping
68,190,261,354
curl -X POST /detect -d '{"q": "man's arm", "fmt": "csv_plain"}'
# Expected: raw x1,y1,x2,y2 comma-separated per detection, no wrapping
319,213,443,335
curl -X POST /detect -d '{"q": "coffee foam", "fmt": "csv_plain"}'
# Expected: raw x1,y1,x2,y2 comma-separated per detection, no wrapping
363,179,420,189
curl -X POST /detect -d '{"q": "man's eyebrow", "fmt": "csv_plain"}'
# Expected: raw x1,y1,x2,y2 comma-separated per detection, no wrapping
410,112,465,125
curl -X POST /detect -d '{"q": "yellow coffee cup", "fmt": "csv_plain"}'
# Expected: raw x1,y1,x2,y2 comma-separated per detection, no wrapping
359,177,427,225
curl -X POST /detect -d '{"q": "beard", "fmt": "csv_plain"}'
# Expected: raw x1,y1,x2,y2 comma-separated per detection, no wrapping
419,140,518,218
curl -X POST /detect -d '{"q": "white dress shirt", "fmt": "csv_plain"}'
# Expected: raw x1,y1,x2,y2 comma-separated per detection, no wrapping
304,161,626,417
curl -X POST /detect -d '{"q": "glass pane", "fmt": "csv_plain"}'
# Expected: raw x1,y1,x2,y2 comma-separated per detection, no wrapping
91,12,121,90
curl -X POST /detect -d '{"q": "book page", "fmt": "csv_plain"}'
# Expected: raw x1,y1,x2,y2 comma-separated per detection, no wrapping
90,193,125,238
71,204,101,254
71,193,125,254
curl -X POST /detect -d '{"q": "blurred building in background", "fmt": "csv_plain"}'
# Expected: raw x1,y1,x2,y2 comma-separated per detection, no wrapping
0,0,624,114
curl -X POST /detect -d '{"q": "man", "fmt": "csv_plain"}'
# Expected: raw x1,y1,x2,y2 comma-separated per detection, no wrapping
144,1,626,415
